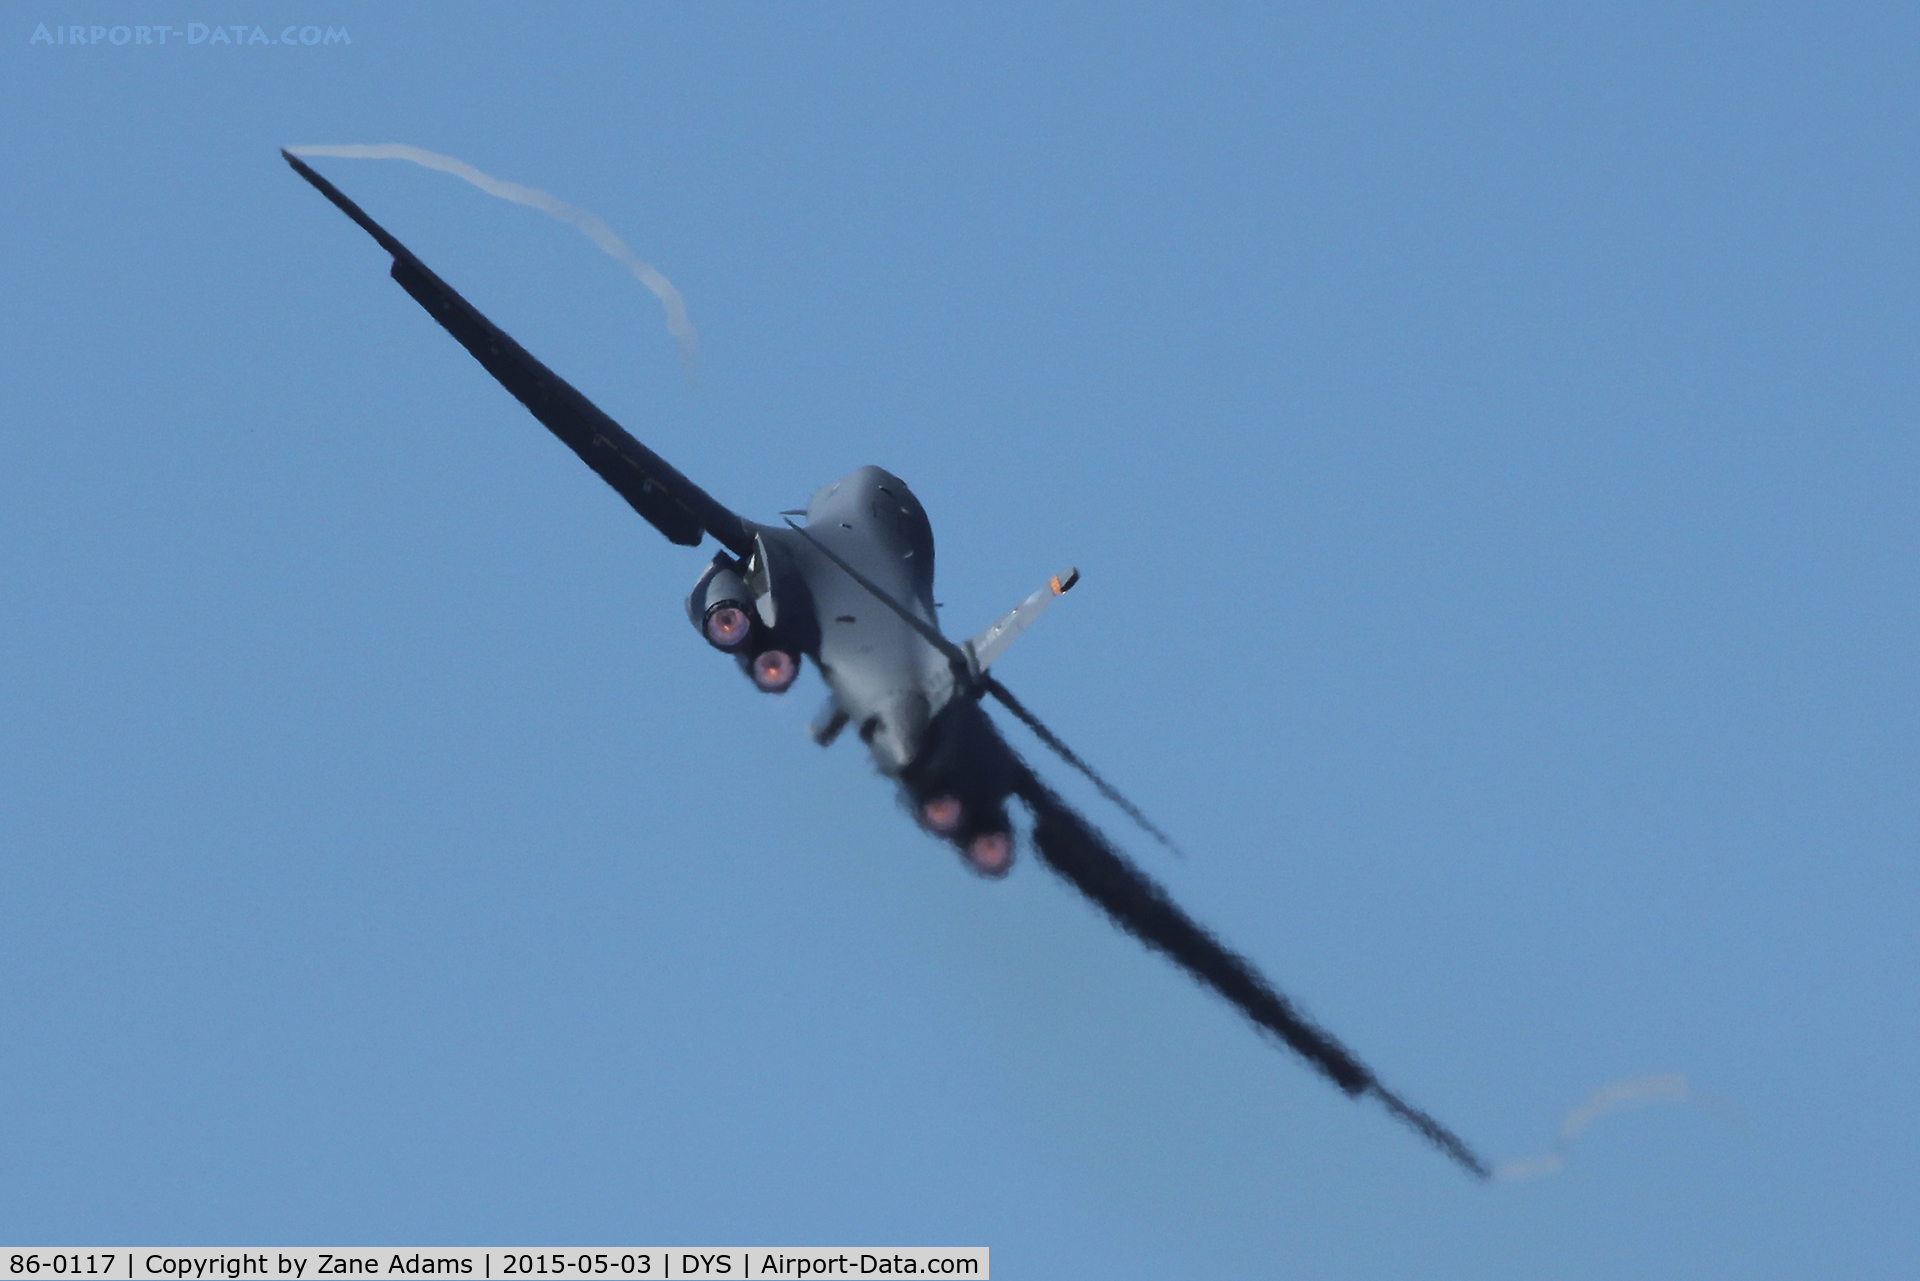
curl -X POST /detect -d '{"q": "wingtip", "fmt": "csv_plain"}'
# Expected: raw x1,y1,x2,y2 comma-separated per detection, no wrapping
280,148,328,190
277,146,413,265
1372,1083,1494,1181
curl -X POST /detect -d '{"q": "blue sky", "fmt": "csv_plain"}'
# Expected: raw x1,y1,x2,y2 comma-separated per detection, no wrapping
3,5,1915,1276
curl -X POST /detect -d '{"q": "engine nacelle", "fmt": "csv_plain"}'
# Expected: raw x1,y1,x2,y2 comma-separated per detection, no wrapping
909,788,1014,877
687,556,756,651
690,549,807,693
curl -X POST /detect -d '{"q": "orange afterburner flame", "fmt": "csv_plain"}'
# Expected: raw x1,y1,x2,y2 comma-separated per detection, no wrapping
704,606,751,649
966,831,1013,877
920,795,964,834
751,650,798,693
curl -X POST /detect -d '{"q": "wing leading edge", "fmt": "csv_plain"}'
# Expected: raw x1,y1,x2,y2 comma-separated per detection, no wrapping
282,149,753,559
1014,770,1492,1179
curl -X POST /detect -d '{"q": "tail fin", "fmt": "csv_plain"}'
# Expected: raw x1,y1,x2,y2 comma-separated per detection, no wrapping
966,567,1079,673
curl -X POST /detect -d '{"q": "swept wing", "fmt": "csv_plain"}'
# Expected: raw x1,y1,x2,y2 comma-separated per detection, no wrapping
283,150,753,559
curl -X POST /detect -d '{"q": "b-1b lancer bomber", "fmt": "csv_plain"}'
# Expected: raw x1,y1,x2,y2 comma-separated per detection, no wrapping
282,150,1490,1179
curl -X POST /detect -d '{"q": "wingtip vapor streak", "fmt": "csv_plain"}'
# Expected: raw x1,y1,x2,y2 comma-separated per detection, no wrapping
281,149,1490,1180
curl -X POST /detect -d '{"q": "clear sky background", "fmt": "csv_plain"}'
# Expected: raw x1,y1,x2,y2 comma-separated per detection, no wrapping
3,5,1915,1277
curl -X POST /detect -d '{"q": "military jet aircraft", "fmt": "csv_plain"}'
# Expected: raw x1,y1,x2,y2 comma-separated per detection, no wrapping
283,150,1490,1179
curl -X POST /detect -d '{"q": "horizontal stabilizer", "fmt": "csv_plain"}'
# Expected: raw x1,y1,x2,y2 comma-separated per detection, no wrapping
810,696,851,746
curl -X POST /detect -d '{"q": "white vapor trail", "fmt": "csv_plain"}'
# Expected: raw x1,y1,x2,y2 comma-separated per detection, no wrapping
1497,1074,1701,1180
287,143,697,369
